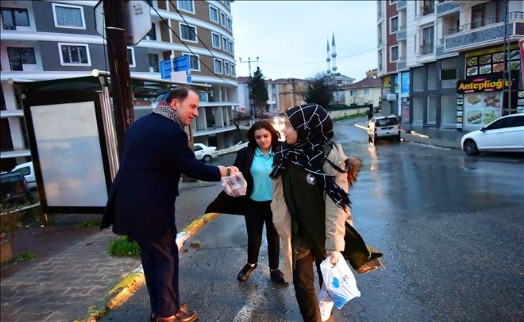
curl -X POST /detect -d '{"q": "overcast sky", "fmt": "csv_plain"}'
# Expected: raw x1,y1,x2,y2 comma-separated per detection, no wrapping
231,1,378,81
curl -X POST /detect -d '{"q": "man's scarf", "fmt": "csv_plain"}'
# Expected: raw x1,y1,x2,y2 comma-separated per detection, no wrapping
152,101,185,128
269,103,350,210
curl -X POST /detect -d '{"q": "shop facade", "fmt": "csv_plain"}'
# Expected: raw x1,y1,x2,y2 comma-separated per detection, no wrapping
456,44,522,132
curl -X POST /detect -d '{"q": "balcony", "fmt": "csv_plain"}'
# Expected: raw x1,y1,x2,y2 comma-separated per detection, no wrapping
396,1,406,10
444,12,524,52
436,1,460,17
397,25,407,41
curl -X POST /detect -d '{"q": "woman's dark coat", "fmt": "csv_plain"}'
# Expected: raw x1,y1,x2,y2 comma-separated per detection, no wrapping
205,146,255,215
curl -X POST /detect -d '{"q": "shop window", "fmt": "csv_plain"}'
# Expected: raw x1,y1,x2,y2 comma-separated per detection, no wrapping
1,7,29,30
440,68,457,88
427,63,437,90
441,94,457,127
413,67,425,92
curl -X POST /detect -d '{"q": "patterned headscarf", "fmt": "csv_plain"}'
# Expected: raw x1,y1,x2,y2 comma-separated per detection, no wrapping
152,100,185,128
270,103,350,210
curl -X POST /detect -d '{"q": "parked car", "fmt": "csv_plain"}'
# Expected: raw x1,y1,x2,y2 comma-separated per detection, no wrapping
367,114,401,143
0,172,34,208
193,143,218,163
10,161,36,191
461,114,524,156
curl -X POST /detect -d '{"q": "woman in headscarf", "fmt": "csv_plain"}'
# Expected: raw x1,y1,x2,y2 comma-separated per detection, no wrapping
270,103,351,322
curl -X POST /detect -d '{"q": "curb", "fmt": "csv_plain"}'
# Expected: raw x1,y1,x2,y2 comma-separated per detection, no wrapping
78,212,222,322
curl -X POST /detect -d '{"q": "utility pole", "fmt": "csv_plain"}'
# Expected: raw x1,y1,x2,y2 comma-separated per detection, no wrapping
239,57,259,120
103,0,135,159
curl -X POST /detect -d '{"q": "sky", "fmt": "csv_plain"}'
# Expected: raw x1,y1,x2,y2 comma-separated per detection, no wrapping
231,1,378,82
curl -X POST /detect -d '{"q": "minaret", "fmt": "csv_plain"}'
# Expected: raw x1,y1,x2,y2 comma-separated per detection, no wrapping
326,39,331,74
331,34,337,73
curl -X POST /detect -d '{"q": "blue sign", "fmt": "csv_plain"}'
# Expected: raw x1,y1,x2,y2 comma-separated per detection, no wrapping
159,56,191,82
401,72,410,94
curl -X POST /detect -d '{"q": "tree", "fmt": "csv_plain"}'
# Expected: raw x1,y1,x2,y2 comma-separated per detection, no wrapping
250,66,268,117
304,73,335,108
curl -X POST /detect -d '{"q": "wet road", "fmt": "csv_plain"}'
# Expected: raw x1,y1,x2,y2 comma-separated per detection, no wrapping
101,121,524,322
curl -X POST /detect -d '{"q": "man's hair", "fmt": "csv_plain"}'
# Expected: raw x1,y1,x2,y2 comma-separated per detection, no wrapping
166,86,197,103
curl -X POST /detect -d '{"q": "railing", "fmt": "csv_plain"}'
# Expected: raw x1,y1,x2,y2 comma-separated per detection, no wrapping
457,12,524,33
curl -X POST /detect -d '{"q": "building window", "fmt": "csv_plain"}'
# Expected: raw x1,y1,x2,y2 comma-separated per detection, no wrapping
228,40,234,54
209,5,219,23
180,23,197,42
422,0,435,15
220,11,226,27
224,61,230,76
52,3,85,29
1,8,29,30
148,53,159,72
211,32,221,48
222,36,228,51
127,48,135,67
7,47,35,71
177,0,194,14
231,64,236,77
183,53,200,71
422,25,434,54
58,43,90,65
214,59,223,74
364,88,369,95
390,16,398,33
226,18,232,31
390,45,399,62
147,23,157,40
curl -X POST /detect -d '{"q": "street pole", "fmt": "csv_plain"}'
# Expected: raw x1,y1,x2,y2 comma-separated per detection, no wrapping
239,57,259,120
103,0,135,159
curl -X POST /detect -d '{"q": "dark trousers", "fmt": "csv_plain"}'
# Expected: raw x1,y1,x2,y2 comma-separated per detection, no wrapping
293,248,322,322
244,200,280,269
138,227,180,318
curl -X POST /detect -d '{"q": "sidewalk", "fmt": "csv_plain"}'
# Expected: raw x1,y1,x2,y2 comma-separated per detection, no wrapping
354,120,467,150
0,120,465,322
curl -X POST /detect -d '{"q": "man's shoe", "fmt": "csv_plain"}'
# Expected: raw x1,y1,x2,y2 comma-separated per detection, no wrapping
150,304,189,321
270,269,287,285
237,263,257,282
174,309,199,322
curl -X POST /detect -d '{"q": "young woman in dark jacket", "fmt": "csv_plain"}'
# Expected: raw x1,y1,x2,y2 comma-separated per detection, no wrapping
206,120,286,284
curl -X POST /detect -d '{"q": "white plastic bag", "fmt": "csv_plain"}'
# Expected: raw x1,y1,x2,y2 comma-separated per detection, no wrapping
318,283,334,321
320,256,361,309
221,172,247,197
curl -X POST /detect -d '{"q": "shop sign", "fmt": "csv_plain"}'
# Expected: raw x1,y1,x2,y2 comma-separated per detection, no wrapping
457,72,517,94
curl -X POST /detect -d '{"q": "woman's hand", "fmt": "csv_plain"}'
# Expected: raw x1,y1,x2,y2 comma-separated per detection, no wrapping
328,251,342,264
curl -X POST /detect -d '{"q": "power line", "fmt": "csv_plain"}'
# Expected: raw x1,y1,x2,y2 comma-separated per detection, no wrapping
258,47,378,66
148,3,237,86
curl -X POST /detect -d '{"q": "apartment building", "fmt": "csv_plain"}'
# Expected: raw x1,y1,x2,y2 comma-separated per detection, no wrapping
0,0,239,171
377,0,524,131
236,77,310,117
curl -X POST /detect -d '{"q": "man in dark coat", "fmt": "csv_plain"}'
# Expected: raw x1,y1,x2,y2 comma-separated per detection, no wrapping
101,87,237,322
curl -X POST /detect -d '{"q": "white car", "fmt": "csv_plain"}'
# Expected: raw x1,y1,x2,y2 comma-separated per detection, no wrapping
193,143,218,163
461,114,524,156
10,161,36,190
367,114,401,143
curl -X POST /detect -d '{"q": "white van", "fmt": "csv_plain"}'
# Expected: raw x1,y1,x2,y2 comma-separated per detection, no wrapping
11,161,36,191
367,114,401,143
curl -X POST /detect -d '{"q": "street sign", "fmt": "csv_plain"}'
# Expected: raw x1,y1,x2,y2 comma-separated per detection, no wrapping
94,0,151,45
